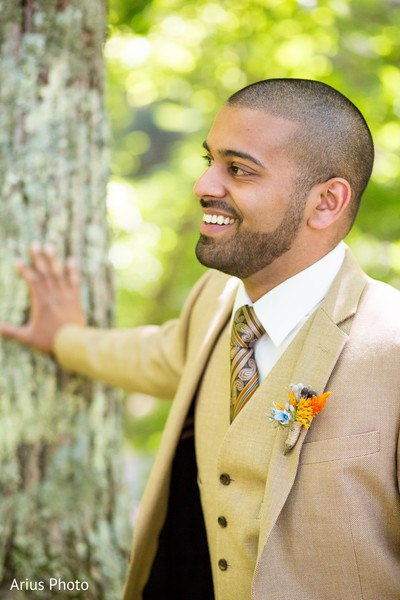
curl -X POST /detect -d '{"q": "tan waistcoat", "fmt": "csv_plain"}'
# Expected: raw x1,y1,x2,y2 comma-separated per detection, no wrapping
195,315,315,600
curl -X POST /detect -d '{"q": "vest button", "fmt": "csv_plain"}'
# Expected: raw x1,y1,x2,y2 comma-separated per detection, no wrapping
218,516,227,528
219,473,231,485
218,559,228,571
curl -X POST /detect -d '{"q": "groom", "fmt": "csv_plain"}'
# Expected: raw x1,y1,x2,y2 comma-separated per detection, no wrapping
1,79,400,600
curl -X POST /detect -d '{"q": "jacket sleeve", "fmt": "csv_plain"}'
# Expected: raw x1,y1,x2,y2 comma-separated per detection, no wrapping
53,271,215,398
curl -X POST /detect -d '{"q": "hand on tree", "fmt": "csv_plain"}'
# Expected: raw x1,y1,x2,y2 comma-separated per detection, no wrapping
0,242,87,354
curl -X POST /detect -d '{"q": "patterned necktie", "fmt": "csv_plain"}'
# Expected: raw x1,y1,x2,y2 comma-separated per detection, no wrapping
230,304,265,421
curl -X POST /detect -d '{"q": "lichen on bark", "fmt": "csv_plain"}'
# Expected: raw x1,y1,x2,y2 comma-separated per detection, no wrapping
0,1,130,598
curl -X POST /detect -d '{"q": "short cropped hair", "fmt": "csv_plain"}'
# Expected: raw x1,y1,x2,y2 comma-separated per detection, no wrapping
227,79,374,224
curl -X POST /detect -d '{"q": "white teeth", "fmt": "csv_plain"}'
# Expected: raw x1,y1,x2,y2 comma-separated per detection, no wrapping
203,214,236,225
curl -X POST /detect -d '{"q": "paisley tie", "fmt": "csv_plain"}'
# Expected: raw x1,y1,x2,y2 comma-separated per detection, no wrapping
230,304,265,421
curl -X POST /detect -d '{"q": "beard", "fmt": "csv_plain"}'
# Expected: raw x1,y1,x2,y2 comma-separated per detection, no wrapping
195,191,307,279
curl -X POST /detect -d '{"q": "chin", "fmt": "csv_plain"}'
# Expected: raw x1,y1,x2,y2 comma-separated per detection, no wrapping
195,241,252,279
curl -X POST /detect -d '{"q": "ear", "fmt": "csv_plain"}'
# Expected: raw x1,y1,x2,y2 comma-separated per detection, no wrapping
307,178,352,230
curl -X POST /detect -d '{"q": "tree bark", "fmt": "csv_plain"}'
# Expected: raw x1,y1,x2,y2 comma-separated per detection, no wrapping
0,1,130,598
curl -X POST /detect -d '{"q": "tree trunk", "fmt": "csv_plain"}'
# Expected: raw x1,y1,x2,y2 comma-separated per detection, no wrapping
0,1,130,598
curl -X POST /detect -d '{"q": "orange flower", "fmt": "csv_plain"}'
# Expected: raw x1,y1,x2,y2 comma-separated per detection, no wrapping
273,384,332,455
310,392,331,416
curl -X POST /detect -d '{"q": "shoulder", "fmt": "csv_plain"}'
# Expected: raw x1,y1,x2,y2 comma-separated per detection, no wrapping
360,276,400,323
353,276,400,350
328,245,400,335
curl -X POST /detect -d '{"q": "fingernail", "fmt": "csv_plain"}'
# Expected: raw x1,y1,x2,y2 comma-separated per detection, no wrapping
67,256,76,266
44,244,55,255
30,241,41,252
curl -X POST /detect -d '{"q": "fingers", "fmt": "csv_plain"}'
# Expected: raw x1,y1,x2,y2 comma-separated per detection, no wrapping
14,259,42,288
13,243,82,308
30,243,63,290
66,256,80,290
15,249,53,297
29,242,50,278
3,244,84,353
18,243,80,291
43,244,64,278
0,321,53,353
0,322,31,345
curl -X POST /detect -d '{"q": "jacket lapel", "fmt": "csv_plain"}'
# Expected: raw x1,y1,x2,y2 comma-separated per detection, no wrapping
165,273,239,440
257,248,367,556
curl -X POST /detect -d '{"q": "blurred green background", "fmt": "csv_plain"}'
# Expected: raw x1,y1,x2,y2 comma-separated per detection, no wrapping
105,0,400,504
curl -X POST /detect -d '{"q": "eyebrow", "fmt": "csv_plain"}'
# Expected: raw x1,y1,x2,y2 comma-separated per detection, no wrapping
202,141,265,168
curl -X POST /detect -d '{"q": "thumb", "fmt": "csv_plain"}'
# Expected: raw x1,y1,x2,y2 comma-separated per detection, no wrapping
0,323,31,345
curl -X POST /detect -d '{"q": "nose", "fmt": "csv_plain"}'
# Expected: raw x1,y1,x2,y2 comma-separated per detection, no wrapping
193,165,226,199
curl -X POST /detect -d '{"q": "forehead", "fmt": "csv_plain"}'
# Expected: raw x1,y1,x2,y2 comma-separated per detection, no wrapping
206,105,301,164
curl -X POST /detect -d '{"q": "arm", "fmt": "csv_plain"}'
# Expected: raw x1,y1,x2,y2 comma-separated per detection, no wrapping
0,243,212,397
54,322,183,397
53,269,215,396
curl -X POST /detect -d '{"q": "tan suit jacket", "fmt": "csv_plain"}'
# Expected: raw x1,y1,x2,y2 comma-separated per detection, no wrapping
55,247,400,599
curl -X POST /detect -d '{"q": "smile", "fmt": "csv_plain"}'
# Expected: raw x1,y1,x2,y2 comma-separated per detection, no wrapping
203,214,236,225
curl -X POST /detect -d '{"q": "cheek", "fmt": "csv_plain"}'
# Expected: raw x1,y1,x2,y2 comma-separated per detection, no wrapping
238,196,291,231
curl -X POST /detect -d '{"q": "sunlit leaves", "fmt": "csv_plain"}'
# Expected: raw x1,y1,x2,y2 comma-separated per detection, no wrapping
106,0,400,466
106,0,400,317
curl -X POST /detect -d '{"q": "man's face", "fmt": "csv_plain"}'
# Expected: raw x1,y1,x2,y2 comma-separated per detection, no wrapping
194,105,310,280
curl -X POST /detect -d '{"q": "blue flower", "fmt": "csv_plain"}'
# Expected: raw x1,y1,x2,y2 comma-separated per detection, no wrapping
270,407,290,424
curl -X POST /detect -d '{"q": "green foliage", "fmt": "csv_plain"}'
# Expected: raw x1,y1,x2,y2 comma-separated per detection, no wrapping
105,0,400,456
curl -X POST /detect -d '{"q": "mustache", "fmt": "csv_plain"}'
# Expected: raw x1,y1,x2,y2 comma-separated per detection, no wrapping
200,199,241,220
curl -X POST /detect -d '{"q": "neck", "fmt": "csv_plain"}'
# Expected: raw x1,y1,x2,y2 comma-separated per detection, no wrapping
242,241,338,302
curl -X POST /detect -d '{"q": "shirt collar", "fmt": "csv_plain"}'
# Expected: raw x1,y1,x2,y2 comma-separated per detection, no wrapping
232,242,346,347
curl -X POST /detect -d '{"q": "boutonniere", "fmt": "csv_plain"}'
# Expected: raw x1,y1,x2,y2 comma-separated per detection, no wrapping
267,383,331,455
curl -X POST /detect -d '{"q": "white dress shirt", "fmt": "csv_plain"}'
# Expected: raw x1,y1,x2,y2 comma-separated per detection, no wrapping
231,242,346,381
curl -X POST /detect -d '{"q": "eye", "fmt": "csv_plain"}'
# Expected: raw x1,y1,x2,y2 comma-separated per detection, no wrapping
229,165,248,176
201,154,213,167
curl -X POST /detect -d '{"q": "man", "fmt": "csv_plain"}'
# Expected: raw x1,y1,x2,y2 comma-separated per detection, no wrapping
1,79,400,600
